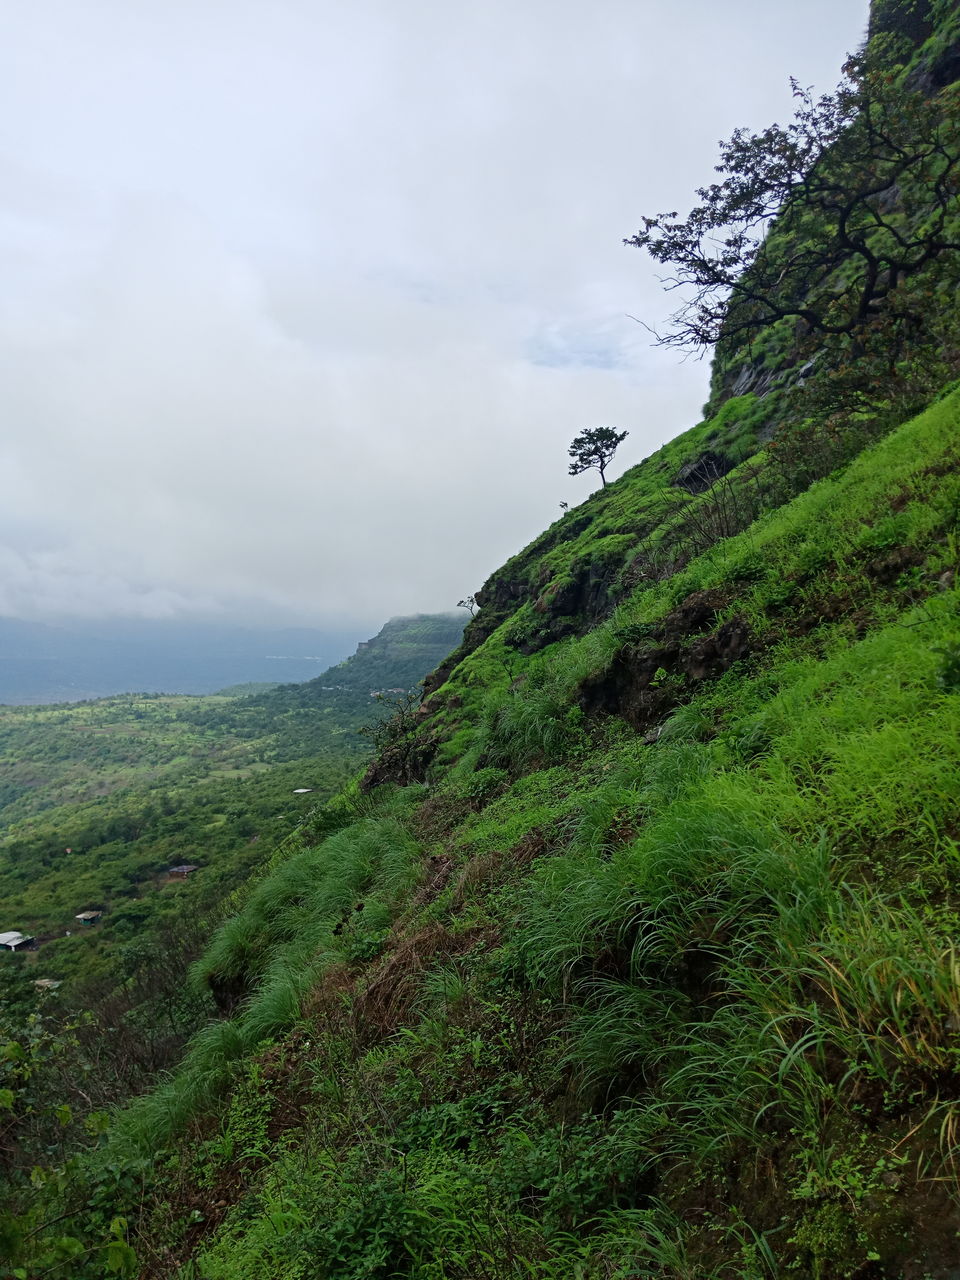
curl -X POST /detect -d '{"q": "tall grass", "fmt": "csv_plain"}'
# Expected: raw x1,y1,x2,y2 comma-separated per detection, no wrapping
738,889,960,1089
476,682,584,773
108,816,424,1157
509,558,960,1202
86,391,960,1274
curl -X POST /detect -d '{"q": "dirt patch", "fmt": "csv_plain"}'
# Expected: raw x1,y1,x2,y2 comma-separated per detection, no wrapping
301,961,357,1030
683,615,752,681
411,791,470,844
352,922,493,1045
863,544,926,584
450,828,554,910
412,853,454,907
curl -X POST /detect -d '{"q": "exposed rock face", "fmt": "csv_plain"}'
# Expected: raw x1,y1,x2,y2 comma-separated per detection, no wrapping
579,644,683,730
672,450,735,495
911,43,960,92
578,589,750,732
684,616,752,681
420,661,456,701
423,440,755,690
727,361,779,400
868,0,934,45
423,557,617,681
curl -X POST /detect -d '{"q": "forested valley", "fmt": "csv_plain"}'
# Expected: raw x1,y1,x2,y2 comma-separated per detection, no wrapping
0,614,463,1196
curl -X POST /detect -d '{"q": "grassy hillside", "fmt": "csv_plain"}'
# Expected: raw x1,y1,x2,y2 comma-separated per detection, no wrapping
4,5,960,1277
0,614,462,1175
3,382,951,1279
0,611,463,980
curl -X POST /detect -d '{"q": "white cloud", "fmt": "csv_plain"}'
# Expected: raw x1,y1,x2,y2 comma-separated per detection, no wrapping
0,0,868,628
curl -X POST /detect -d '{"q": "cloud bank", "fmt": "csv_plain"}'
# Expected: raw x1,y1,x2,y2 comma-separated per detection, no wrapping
1,0,869,628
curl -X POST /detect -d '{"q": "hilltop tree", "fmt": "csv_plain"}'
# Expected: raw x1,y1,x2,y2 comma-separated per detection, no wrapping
568,427,628,488
624,55,960,355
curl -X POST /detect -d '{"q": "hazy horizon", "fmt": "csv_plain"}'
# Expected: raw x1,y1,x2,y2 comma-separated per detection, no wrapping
0,612,457,704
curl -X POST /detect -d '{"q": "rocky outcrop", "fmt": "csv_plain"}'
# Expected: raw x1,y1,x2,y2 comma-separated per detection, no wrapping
910,40,960,92
672,450,735,495
868,0,934,45
578,588,750,731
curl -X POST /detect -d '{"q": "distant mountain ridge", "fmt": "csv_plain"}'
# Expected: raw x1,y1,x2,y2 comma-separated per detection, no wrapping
0,617,367,705
0,611,468,836
318,613,467,693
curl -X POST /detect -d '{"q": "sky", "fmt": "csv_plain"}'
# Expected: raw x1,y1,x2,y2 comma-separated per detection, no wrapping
1,0,869,631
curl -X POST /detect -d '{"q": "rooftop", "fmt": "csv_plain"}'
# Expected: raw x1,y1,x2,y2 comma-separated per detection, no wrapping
0,931,33,948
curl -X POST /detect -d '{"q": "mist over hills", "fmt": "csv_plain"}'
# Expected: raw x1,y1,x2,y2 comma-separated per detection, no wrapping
0,616,368,704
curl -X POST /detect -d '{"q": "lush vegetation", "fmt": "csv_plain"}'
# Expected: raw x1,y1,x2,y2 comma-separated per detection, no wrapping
705,0,960,419
0,615,462,1241
24,363,953,1280
0,613,464,936
3,3,960,1276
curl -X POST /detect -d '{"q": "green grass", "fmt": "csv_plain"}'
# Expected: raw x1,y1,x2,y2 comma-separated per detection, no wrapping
8,308,960,1280
20,420,954,1278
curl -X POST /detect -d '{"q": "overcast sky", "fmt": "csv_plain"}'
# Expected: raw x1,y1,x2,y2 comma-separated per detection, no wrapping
1,0,868,630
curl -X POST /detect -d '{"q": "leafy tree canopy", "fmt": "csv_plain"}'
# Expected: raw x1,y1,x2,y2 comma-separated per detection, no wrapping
568,426,628,488
625,55,960,354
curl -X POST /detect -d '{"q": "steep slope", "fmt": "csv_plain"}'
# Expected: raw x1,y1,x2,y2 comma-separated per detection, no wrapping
0,614,463,1200
4,5,960,1277
705,0,960,418
14,383,950,1280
